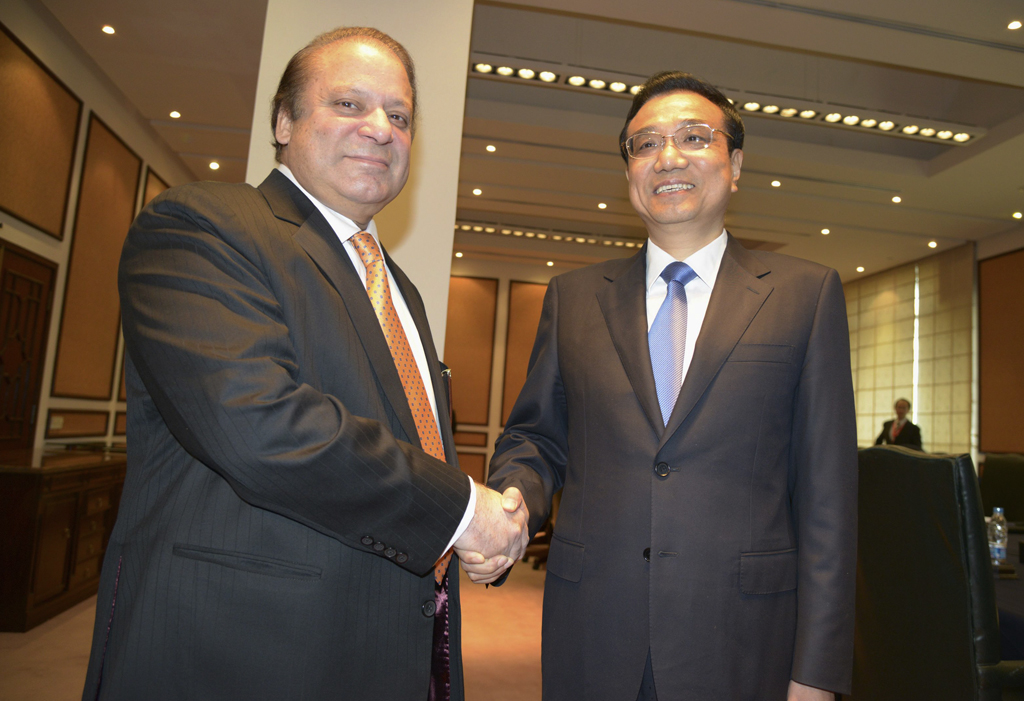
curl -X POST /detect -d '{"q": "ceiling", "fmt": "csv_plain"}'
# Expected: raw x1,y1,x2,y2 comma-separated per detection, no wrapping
35,0,1024,280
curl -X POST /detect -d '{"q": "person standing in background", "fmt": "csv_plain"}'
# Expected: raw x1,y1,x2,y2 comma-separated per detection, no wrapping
875,397,923,451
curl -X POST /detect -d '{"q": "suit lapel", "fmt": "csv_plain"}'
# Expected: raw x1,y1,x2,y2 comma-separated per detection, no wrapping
258,171,422,449
660,234,773,449
596,247,664,435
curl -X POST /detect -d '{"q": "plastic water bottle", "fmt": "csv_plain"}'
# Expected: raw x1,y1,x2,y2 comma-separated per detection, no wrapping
989,507,1008,565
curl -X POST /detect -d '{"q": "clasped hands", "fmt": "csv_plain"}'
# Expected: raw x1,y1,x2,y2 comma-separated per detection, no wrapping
454,483,530,584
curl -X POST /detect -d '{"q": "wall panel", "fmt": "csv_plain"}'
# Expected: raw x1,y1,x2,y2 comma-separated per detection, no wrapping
979,248,1024,453
501,281,547,425
51,116,140,398
45,410,107,438
0,23,81,239
456,451,486,483
443,277,498,426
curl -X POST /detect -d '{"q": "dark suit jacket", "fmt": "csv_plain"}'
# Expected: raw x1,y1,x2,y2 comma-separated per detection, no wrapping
82,170,471,700
875,420,923,450
488,236,857,700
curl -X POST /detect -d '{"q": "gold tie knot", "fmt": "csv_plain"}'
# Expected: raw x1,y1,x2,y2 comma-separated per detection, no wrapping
351,231,381,267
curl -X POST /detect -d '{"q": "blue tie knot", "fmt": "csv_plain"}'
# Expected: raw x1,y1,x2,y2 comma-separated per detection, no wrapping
661,261,697,288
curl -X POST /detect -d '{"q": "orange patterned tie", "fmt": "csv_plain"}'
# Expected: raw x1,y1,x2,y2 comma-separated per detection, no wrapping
350,232,452,583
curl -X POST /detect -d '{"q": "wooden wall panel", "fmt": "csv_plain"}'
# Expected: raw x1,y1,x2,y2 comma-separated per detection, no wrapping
456,452,486,483
454,431,488,447
979,248,1024,453
443,276,498,426
114,412,127,436
501,281,547,425
51,116,140,399
45,410,107,438
0,24,82,239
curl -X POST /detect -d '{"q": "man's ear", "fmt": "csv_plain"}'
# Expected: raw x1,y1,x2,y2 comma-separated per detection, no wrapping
730,148,743,193
275,111,294,148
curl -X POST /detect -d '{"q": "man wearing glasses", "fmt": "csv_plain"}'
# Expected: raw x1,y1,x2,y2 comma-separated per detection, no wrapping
485,72,857,700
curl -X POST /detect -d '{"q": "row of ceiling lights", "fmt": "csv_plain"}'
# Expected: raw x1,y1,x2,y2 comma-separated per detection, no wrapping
473,63,642,95
454,221,643,248
736,101,973,142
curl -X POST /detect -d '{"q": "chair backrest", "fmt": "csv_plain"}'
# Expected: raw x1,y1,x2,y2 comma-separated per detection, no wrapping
979,453,1024,523
846,446,1001,701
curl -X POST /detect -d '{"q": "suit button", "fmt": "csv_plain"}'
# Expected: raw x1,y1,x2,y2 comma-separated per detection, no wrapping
373,542,385,552
396,553,408,564
384,547,397,558
422,600,436,617
654,462,671,478
361,536,374,546
643,548,651,562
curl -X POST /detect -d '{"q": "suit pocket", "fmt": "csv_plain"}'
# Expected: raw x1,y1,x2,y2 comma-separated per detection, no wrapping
172,544,322,580
546,534,585,583
740,548,797,594
727,343,794,364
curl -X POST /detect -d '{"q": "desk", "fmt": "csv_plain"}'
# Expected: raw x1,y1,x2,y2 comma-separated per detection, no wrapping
996,532,1024,660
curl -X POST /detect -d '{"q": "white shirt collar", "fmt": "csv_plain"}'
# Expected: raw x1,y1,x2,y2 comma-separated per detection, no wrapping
645,229,729,292
276,163,379,243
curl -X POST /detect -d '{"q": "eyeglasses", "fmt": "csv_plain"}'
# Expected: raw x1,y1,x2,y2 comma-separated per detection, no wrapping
624,124,732,159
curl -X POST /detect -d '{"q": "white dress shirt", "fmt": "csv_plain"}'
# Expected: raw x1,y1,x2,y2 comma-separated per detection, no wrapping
645,230,728,388
278,165,474,552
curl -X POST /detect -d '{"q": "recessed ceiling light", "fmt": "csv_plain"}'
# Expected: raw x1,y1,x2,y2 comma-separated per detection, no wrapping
537,233,547,239
472,188,482,196
525,231,535,237
575,237,586,243
878,121,896,131
568,75,586,87
501,229,511,235
587,239,597,244
919,127,936,137
856,266,865,273
472,226,483,232
821,228,830,235
902,125,919,135
614,241,624,246
629,85,642,95
780,108,798,118
625,242,637,248
743,102,761,111
598,203,607,209
1009,20,1022,30
552,234,563,240
602,240,612,246
892,196,902,203
513,230,523,236
209,161,220,170
517,68,536,80
824,113,842,123
485,144,496,152
762,105,780,114
727,98,735,104
460,225,471,231
169,110,181,119
101,25,115,35
609,82,627,93
484,227,495,233
842,115,860,126
860,119,877,128
928,241,938,248
474,63,493,73
546,261,554,266
455,252,463,258
1014,212,1023,219
937,130,953,139
496,66,514,76
588,79,607,90
799,110,817,119
771,180,781,187
539,71,558,83
953,133,970,143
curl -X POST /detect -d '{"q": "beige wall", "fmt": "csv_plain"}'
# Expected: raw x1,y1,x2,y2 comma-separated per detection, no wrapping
245,0,474,353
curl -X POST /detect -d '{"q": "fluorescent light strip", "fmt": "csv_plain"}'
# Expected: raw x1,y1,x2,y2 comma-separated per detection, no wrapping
455,221,642,248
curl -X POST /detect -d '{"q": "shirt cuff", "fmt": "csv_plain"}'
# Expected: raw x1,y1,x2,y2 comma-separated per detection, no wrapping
444,474,477,553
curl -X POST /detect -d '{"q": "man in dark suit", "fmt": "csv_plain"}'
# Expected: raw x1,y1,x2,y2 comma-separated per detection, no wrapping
875,397,923,450
485,72,857,700
82,27,527,701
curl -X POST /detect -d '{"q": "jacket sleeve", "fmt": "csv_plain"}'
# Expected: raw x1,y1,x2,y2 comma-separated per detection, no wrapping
487,277,568,537
788,268,858,694
119,184,470,577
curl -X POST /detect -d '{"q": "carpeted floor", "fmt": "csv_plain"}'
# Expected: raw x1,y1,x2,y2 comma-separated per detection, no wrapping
0,564,546,701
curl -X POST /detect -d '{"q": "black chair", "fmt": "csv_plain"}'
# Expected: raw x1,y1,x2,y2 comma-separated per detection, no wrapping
845,446,1024,701
980,454,1024,524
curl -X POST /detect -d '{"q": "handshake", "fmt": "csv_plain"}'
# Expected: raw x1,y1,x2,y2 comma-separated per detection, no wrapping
453,483,530,584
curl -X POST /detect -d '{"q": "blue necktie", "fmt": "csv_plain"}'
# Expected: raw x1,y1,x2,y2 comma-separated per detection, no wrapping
649,262,697,426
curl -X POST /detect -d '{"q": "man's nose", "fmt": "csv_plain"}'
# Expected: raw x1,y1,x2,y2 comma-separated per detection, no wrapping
655,141,689,171
359,107,394,143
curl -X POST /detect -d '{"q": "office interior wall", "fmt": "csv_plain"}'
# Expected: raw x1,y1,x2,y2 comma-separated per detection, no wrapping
978,247,1024,454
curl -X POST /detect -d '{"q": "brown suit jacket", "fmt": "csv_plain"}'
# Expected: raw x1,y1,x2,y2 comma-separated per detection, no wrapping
489,235,857,700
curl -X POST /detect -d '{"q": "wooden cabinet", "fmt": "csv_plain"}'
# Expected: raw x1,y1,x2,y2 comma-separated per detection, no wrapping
0,451,126,631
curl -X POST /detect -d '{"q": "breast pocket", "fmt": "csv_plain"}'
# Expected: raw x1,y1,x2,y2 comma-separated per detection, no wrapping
727,343,794,364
